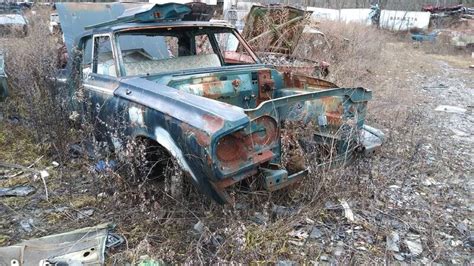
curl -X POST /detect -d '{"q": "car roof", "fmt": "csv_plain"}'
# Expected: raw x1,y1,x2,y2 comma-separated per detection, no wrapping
97,20,233,34
56,2,234,54
75,21,235,48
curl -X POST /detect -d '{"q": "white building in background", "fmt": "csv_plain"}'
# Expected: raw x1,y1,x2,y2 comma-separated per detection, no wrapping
308,6,430,31
339,8,372,25
149,0,217,5
307,7,339,21
308,7,371,25
379,10,430,30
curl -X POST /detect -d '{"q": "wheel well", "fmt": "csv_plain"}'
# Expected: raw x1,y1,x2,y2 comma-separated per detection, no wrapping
134,136,174,180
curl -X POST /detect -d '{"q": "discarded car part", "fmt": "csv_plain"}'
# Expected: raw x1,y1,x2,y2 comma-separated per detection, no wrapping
411,31,438,42
106,233,125,249
258,52,329,78
0,185,36,197
423,4,464,13
242,5,310,54
243,6,329,77
84,3,192,30
282,72,337,89
56,3,384,204
183,2,216,21
359,125,385,157
0,13,27,37
0,224,115,265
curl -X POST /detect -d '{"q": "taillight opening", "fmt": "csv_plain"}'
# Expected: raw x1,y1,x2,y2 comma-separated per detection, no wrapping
215,116,278,170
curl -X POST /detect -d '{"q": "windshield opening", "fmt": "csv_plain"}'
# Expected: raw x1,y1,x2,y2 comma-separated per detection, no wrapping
116,27,257,76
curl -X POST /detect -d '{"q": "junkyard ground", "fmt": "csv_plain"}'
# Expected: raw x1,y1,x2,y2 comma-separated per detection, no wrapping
0,38,473,263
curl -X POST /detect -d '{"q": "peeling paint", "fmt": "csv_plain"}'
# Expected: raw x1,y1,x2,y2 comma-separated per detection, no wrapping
128,106,145,127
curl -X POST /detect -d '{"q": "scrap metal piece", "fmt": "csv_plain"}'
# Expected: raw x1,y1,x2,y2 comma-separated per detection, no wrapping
105,233,125,249
0,185,36,197
360,125,385,157
0,223,112,265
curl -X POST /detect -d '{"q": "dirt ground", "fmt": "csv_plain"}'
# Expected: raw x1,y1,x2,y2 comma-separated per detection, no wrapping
0,40,472,264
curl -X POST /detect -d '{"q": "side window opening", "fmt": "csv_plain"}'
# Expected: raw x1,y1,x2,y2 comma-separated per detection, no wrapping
177,35,193,56
81,37,93,78
195,34,214,55
117,28,256,76
215,32,256,65
165,36,178,58
92,35,117,77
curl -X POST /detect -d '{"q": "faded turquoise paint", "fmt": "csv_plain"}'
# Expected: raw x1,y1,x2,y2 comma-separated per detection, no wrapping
58,2,383,204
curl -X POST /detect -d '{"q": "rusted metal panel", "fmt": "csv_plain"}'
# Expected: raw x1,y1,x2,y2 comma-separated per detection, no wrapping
58,3,384,204
256,69,274,106
283,72,338,89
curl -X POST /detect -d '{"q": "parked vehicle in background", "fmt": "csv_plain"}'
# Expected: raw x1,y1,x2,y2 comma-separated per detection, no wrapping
49,13,60,34
0,4,28,101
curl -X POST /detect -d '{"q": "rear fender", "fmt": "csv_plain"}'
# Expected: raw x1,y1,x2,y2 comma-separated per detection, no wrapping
133,127,229,204
132,128,196,182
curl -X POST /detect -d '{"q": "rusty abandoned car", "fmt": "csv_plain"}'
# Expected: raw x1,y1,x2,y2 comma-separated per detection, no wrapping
55,2,384,204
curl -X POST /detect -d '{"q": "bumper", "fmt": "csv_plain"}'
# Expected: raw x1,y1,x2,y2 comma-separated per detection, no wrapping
209,124,384,203
258,124,385,191
360,125,385,156
261,167,309,191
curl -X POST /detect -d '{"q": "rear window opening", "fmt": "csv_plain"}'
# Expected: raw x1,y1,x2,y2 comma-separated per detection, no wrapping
116,27,258,76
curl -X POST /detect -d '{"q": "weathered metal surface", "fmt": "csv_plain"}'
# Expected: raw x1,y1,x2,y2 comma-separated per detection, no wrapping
57,3,384,204
0,224,111,265
283,72,338,89
56,2,142,54
256,69,274,105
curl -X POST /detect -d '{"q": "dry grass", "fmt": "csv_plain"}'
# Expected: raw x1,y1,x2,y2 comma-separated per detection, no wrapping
302,20,387,87
2,7,72,160
1,8,472,265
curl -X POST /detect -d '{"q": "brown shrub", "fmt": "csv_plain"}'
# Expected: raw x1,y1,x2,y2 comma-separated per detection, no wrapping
301,20,387,87
3,8,72,159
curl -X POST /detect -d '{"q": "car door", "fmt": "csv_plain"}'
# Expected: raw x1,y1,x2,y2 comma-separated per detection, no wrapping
81,34,122,147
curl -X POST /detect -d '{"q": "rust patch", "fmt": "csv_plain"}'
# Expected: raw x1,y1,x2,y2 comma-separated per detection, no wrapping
188,80,225,99
256,69,274,106
242,116,278,147
216,135,246,163
283,72,338,89
232,79,241,88
321,96,343,126
202,114,225,133
180,123,211,146
326,112,343,125
213,169,258,189
213,177,239,190
250,150,274,164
